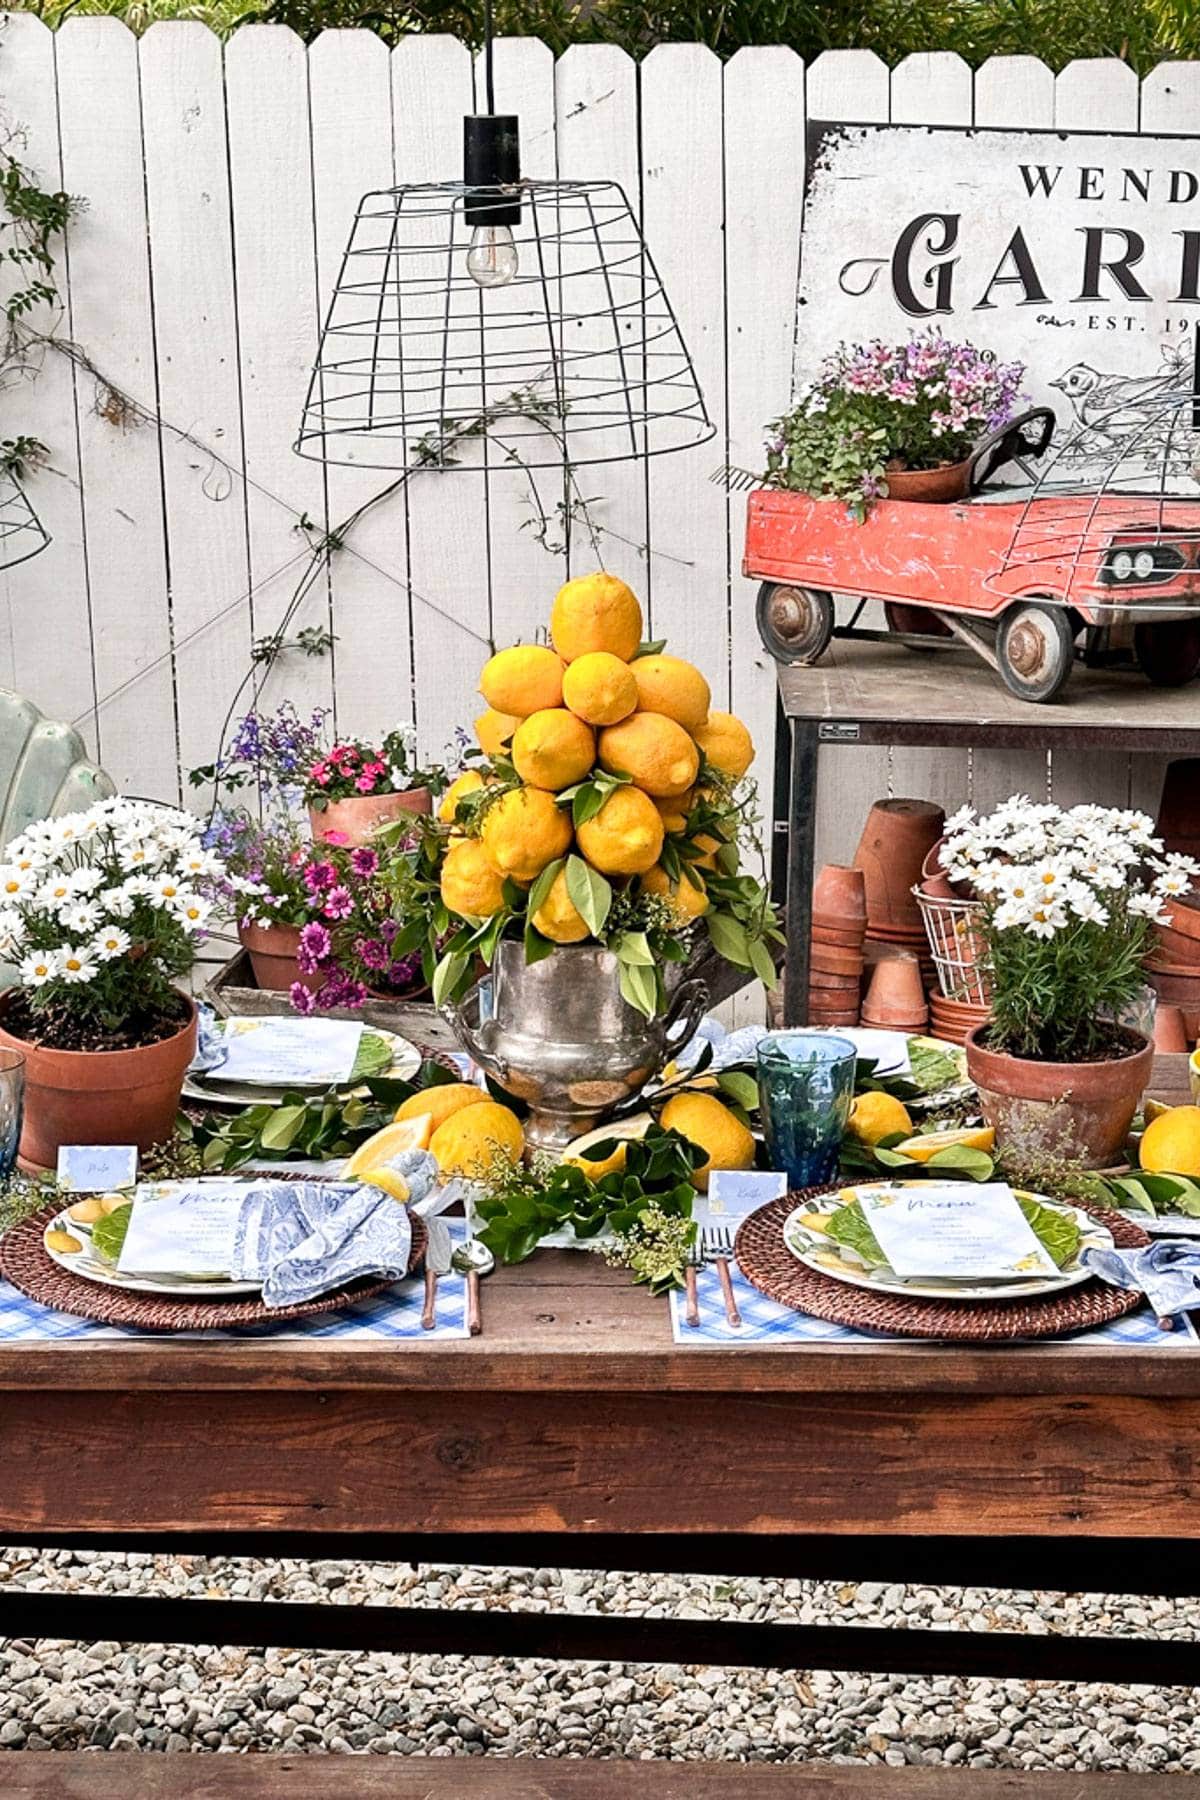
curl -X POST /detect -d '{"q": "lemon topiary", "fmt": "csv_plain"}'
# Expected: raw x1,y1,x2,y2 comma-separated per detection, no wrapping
693,710,754,781
394,1082,489,1131
654,790,693,835
575,785,664,876
429,1100,525,1177
598,712,699,798
640,862,709,923
440,838,507,919
480,644,564,717
659,1091,755,1191
1140,1105,1200,1177
531,867,591,943
561,650,638,726
480,786,572,883
847,1091,913,1145
511,708,596,791
630,653,711,733
475,708,521,758
438,769,485,826
551,572,643,663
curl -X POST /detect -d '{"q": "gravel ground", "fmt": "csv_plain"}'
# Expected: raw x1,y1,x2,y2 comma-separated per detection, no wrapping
0,1552,1194,1770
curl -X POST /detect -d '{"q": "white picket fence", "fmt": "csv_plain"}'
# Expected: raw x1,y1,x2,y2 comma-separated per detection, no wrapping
2,18,1198,861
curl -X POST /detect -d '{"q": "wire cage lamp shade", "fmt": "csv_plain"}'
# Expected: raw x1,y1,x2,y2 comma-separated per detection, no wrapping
0,471,50,571
296,179,716,472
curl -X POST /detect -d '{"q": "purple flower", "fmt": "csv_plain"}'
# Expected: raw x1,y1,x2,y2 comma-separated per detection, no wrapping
290,981,316,1016
297,921,332,975
356,936,390,971
315,972,368,1010
323,885,353,921
303,860,337,894
350,847,379,878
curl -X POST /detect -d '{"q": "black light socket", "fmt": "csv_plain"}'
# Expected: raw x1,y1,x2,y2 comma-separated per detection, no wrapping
463,114,522,227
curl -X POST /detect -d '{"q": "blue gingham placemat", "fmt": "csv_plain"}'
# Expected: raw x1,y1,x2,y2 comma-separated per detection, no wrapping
0,1220,471,1341
669,1252,1199,1349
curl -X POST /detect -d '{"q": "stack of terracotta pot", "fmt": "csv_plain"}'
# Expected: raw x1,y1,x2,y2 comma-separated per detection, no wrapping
1146,895,1200,1042
861,949,928,1034
854,798,944,992
808,865,867,1027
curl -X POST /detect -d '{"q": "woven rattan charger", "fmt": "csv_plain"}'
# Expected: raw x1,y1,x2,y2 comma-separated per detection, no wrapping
0,1202,427,1332
734,1189,1150,1342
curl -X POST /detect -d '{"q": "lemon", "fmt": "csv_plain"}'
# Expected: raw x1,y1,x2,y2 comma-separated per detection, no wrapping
694,711,755,781
1140,1105,1200,1176
46,1229,82,1254
345,1115,436,1177
429,1100,525,1177
655,790,693,835
693,830,731,872
630,653,711,733
847,1091,913,1145
479,644,564,717
439,769,485,826
66,1197,105,1225
575,785,664,877
1145,1097,1174,1123
480,786,573,883
598,713,700,798
511,708,596,792
562,1112,653,1179
475,708,521,758
356,1165,415,1202
551,572,643,663
440,837,508,919
531,867,591,944
395,1083,489,1132
640,862,709,922
659,1091,756,1191
562,651,638,726
894,1126,996,1164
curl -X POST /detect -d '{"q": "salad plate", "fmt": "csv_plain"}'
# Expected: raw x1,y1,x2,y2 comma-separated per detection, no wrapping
42,1207,260,1298
781,1182,1113,1302
182,1022,421,1107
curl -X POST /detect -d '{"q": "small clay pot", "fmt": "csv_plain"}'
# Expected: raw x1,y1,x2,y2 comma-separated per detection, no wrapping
1163,898,1200,942
861,1012,928,1033
1154,1003,1191,1053
862,951,926,1020
238,921,317,995
854,798,945,932
1156,759,1200,862
309,785,431,849
1146,966,1200,1007
810,1011,861,1027
809,969,862,992
885,457,971,503
810,944,864,975
813,864,867,923
812,916,867,943
1153,923,1200,967
965,1026,1154,1171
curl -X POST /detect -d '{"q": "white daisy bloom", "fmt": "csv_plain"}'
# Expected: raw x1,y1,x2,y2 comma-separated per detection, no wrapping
66,867,106,896
92,924,132,961
1069,891,1109,927
1129,891,1167,921
0,912,26,957
170,894,212,931
149,874,187,905
1025,902,1068,940
35,876,75,912
58,944,99,985
0,867,35,901
61,899,103,935
19,948,61,987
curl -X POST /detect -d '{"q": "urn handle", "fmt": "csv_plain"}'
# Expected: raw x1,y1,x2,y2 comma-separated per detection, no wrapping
659,977,708,1067
438,979,510,1080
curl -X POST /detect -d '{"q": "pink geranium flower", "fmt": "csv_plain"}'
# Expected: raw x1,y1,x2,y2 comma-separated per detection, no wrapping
323,885,353,921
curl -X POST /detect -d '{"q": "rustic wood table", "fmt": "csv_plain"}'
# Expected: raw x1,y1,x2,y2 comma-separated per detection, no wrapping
773,643,1200,1026
3,1054,1199,1795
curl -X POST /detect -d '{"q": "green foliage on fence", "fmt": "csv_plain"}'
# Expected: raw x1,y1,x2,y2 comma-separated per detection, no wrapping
12,0,1200,75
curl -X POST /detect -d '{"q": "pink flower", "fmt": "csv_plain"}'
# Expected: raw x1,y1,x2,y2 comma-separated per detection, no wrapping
350,848,379,878
290,981,316,1016
323,829,349,847
310,765,330,788
355,772,377,793
298,921,332,973
323,885,353,921
303,860,336,893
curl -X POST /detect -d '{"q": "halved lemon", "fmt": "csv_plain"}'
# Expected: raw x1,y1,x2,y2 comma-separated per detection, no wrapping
344,1115,434,1178
562,1112,653,1179
355,1166,413,1203
893,1126,995,1164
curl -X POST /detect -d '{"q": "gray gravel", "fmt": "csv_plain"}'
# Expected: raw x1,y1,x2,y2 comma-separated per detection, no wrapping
0,1552,1194,1768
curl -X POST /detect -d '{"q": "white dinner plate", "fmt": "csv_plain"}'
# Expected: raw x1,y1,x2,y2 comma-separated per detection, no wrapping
781,1182,1113,1301
42,1208,260,1298
181,1023,422,1108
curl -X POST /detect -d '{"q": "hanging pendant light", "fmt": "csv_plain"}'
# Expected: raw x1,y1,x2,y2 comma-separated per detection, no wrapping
297,18,713,473
0,470,50,571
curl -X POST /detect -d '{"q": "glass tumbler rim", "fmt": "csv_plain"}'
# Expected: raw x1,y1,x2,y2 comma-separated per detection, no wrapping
756,1030,858,1069
0,1047,26,1074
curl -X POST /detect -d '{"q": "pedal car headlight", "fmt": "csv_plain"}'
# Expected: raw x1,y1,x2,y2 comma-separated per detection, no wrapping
1134,550,1156,579
1111,550,1134,580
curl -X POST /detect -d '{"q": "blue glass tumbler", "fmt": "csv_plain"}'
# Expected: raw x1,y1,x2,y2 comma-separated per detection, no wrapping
0,1048,24,1176
756,1032,857,1189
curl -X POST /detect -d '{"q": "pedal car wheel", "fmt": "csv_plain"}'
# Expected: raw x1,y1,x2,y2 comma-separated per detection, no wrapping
996,603,1075,703
883,602,953,649
1134,619,1200,687
756,584,834,665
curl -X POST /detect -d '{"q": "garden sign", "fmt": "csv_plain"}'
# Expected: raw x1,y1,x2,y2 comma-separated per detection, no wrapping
798,124,1200,486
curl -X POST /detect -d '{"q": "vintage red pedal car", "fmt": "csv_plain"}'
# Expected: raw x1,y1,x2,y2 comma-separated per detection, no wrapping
745,406,1200,702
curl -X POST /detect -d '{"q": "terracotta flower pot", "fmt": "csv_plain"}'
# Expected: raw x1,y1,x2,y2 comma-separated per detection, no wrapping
812,924,867,948
1153,922,1200,968
863,950,926,1016
813,864,866,924
1162,898,1200,943
1154,1003,1190,1053
885,457,971,503
1146,966,1200,1008
964,1025,1154,1170
810,944,864,975
809,969,862,992
309,785,431,849
239,921,316,995
0,990,197,1171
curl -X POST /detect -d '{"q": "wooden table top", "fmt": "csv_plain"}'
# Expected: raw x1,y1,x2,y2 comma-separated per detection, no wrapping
776,639,1200,750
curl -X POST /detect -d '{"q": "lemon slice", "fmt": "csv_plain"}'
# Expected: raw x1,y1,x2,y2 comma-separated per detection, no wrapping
355,1166,412,1203
344,1115,433,1176
562,1112,653,1179
892,1126,996,1164
1144,1097,1173,1123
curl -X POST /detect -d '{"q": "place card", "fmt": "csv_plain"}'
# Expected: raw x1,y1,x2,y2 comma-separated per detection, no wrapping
214,1017,365,1086
56,1144,137,1194
701,1169,788,1223
856,1182,1059,1280
117,1180,250,1277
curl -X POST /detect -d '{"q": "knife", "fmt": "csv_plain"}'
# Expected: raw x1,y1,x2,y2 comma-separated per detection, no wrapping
421,1213,453,1331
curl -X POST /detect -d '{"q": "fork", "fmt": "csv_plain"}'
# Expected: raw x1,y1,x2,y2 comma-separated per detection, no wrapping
702,1223,742,1329
684,1237,703,1329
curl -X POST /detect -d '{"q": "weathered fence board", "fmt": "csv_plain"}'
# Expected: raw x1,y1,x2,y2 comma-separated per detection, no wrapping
1,26,1191,856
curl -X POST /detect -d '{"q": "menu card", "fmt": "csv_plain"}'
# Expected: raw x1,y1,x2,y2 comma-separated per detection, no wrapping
857,1182,1059,1280
117,1180,249,1277
214,1017,365,1086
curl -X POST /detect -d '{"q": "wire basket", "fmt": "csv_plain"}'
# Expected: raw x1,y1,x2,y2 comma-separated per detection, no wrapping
0,471,50,571
912,883,992,1006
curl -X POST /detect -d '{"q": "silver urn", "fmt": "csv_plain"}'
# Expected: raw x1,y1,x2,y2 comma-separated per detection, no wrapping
440,940,708,1155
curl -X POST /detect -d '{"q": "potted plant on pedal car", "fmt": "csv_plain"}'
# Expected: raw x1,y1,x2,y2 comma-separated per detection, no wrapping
947,798,1194,1168
0,798,218,1167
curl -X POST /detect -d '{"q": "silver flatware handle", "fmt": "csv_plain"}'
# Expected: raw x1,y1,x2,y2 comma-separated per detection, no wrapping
467,1269,481,1337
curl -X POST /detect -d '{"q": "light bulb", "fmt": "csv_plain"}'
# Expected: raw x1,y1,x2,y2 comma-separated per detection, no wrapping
467,223,519,288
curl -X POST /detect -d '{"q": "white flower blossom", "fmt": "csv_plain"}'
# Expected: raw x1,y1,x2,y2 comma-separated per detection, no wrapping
19,948,60,986
58,944,98,984
92,925,132,962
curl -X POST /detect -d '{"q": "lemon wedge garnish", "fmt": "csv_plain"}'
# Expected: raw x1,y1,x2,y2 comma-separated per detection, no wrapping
892,1126,995,1164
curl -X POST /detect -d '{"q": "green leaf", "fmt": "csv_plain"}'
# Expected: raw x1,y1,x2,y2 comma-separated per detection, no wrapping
92,1203,133,1265
432,951,469,1007
613,928,654,967
748,936,778,988
619,959,657,1018
565,854,613,937
260,1105,306,1152
705,911,752,968
631,638,667,659
523,921,557,965
925,1144,995,1179
527,856,566,918
572,784,607,828
717,1069,759,1111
